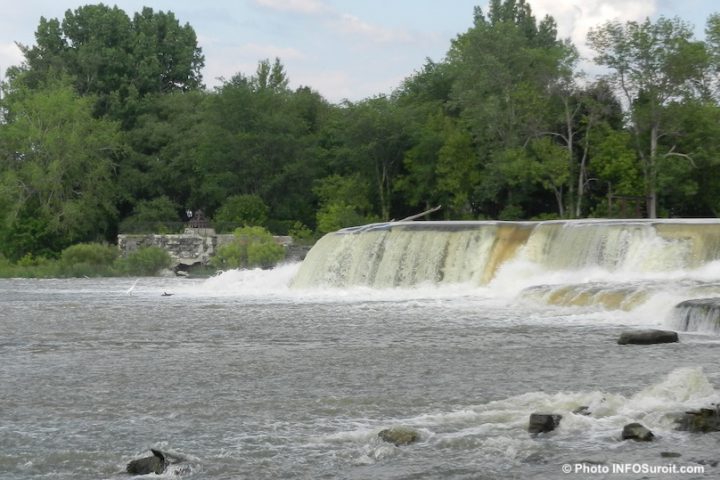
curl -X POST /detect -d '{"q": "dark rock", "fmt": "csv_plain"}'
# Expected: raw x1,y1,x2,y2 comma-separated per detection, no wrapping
378,427,419,446
572,406,591,416
622,423,654,441
617,329,678,345
677,405,720,433
528,413,562,434
126,449,167,475
661,452,682,458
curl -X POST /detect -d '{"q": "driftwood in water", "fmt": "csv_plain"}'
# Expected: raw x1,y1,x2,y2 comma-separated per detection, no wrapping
398,205,442,222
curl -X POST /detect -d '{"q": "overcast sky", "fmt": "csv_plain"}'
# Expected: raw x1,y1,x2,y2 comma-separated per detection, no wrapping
0,0,718,102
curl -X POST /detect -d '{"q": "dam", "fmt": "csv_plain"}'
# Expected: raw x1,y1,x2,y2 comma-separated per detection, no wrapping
292,219,720,332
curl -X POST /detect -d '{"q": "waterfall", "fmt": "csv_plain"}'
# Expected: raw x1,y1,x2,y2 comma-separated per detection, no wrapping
288,219,720,322
670,298,720,333
292,219,720,289
290,221,533,288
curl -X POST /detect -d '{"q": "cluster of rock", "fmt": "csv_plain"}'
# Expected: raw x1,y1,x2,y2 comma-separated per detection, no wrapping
676,405,720,433
527,403,720,444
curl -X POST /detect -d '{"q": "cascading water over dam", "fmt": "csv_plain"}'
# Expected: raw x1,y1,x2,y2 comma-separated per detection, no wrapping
292,219,720,332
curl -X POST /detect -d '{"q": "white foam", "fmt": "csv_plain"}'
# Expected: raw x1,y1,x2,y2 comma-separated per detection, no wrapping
323,367,719,464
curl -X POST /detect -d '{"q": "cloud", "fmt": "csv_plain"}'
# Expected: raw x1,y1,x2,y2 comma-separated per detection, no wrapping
235,42,306,60
530,0,657,59
252,0,330,15
293,68,402,102
253,0,416,45
0,42,24,75
332,14,414,44
202,42,306,87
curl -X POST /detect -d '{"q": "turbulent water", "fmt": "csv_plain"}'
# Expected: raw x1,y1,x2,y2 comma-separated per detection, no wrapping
4,220,720,479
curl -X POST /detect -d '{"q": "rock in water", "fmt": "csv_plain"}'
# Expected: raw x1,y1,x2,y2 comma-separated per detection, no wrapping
677,406,720,433
622,423,654,441
572,406,591,416
378,427,419,446
617,329,678,345
528,413,562,434
126,449,167,475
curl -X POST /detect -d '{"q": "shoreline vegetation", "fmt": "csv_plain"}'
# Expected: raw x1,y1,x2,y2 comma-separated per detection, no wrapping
0,225,293,279
3,1,720,268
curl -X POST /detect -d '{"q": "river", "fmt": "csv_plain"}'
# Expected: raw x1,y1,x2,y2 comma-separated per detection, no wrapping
1,251,719,478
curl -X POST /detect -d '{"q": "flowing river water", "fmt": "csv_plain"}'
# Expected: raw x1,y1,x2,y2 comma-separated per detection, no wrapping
3,220,720,479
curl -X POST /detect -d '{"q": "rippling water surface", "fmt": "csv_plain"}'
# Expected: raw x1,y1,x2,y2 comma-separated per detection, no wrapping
2,266,720,479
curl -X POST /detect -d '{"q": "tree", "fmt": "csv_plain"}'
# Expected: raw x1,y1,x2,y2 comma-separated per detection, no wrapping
588,17,708,217
9,4,204,122
214,194,269,231
210,226,285,270
331,96,410,221
0,81,121,259
446,0,575,218
313,174,376,233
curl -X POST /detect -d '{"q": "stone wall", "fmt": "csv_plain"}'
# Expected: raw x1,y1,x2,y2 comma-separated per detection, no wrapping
117,228,295,269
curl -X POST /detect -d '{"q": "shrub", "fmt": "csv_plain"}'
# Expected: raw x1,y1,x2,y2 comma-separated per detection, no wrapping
116,246,172,276
60,243,118,266
54,242,118,276
288,221,314,243
211,226,285,270
316,203,367,234
119,196,182,233
214,194,269,232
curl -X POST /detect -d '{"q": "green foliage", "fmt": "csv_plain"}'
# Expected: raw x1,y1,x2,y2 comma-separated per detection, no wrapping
0,81,121,258
316,203,369,234
11,4,204,119
313,175,377,234
288,222,314,243
61,243,118,267
58,242,116,277
588,16,709,217
4,1,720,269
116,246,172,276
210,226,285,270
213,194,269,232
118,196,181,233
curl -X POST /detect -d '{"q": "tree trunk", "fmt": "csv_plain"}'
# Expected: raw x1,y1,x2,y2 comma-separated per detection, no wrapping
647,125,658,218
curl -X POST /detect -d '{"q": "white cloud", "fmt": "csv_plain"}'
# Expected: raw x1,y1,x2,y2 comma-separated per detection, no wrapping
530,0,657,59
293,68,402,102
252,0,330,15
202,42,306,87
253,0,416,45
235,42,306,60
332,13,414,44
0,42,24,75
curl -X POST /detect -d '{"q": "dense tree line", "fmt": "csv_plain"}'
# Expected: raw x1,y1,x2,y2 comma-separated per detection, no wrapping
3,0,720,261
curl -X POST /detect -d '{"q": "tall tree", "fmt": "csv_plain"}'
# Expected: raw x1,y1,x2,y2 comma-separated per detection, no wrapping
9,4,204,122
588,17,708,217
0,81,121,259
447,0,575,218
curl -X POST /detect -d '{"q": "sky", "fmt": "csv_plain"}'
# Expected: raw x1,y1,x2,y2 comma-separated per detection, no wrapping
0,0,718,103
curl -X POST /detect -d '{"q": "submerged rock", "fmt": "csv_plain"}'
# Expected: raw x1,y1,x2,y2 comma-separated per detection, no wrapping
622,423,654,441
676,406,720,433
617,329,678,345
378,427,419,446
528,413,562,434
126,449,167,475
572,406,591,416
